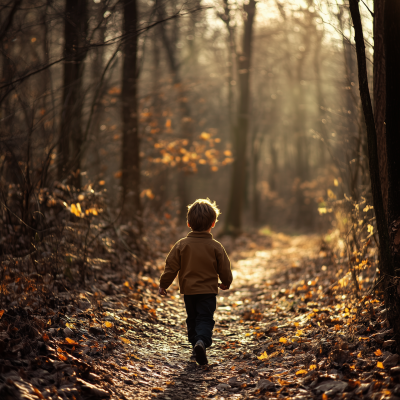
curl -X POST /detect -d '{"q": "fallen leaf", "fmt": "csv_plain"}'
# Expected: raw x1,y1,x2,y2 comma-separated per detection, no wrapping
104,321,113,328
257,351,268,360
279,337,288,344
33,387,44,399
374,349,382,356
377,361,384,369
295,369,308,375
120,337,130,344
66,337,78,345
0,310,4,320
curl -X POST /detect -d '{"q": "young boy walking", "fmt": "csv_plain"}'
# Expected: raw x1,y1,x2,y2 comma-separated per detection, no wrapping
158,198,233,365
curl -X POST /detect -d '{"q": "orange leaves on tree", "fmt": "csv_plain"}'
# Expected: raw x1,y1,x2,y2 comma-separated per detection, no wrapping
70,203,83,218
140,189,155,199
108,86,121,95
200,132,211,140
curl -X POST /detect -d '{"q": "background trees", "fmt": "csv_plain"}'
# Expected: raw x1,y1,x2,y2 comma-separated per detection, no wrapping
0,0,391,253
1,0,375,236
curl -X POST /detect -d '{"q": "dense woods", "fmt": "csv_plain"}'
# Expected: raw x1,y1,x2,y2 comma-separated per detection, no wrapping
1,0,400,399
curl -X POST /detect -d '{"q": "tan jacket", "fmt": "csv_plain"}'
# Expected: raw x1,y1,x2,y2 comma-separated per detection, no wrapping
159,231,232,295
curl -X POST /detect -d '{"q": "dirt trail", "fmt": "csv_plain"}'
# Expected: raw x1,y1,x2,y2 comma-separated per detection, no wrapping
102,233,321,400
0,232,333,400
3,232,398,400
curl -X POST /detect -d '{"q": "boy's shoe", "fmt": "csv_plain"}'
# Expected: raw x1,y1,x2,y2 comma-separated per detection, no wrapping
194,340,208,365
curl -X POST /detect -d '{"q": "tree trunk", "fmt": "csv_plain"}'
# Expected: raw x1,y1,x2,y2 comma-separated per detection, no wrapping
269,137,278,192
251,129,261,226
151,30,169,214
224,0,256,235
157,2,193,221
349,0,398,350
88,0,106,182
384,0,400,352
374,0,388,218
58,0,88,188
121,0,141,221
313,30,328,167
218,0,237,131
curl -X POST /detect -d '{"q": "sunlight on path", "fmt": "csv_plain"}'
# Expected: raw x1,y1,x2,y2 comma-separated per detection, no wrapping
120,232,322,400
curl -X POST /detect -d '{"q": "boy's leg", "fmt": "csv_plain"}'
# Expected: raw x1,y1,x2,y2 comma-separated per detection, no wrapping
194,294,217,348
183,295,198,347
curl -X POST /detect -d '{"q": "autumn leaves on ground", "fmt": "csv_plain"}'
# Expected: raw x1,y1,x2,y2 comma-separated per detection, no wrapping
1,228,400,400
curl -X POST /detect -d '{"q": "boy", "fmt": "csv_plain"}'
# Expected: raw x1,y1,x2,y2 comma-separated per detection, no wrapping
158,198,232,365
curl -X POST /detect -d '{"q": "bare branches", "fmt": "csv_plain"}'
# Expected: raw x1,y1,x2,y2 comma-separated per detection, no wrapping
0,6,207,94
0,0,22,41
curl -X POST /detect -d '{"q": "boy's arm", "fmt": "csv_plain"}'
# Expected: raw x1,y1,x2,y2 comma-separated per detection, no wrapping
217,245,233,289
159,241,181,290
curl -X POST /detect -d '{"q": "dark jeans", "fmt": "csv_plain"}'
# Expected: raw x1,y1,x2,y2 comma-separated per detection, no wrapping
183,293,216,348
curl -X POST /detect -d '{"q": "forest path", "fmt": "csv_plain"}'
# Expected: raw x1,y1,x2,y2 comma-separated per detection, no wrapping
107,233,321,400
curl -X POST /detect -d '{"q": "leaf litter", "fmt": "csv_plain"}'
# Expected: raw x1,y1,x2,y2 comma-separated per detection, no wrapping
1,230,399,399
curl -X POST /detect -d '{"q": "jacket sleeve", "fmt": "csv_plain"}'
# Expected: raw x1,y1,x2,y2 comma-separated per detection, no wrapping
159,241,181,289
217,245,233,287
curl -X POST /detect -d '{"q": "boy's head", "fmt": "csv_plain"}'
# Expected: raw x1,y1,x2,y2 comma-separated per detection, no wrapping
187,198,220,232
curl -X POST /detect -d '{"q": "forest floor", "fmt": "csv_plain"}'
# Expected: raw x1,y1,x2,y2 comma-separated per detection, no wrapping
1,231,399,400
